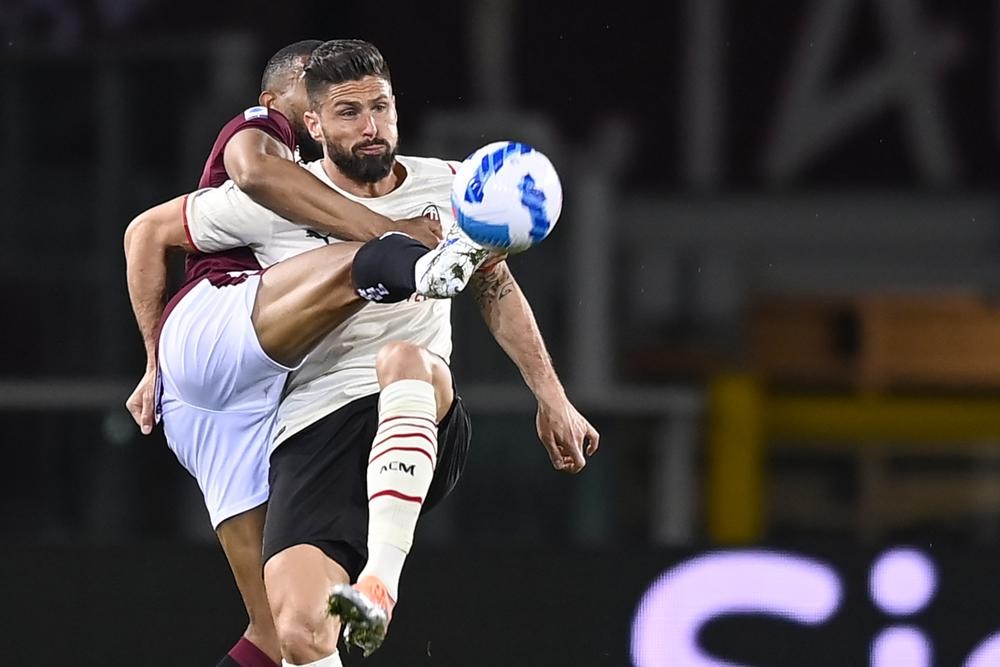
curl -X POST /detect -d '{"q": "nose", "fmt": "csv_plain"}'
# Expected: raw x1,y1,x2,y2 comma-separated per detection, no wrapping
361,113,378,138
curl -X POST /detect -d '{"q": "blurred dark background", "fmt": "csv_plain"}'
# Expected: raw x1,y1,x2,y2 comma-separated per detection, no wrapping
4,0,1000,664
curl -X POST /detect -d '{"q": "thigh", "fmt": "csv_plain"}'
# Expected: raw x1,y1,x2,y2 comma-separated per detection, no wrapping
161,400,274,529
159,276,294,412
263,396,380,581
252,242,365,368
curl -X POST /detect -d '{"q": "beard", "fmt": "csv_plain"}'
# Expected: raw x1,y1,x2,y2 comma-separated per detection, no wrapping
326,137,397,183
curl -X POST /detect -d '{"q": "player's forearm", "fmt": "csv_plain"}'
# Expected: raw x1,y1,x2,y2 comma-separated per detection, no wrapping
470,264,566,402
124,217,172,365
237,154,394,241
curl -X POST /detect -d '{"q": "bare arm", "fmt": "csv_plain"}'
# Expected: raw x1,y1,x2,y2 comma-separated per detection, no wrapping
223,129,438,246
122,195,191,433
470,262,600,472
123,195,191,363
471,261,562,401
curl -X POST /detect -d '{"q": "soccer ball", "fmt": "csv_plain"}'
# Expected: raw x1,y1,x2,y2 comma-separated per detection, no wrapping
451,141,563,254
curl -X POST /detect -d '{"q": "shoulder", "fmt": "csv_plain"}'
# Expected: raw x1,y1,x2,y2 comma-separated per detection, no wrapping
393,156,463,211
397,155,461,178
217,106,295,149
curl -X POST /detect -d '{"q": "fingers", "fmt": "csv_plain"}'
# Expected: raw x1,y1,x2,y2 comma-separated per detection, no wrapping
585,423,600,456
541,433,582,473
125,376,156,435
397,216,442,247
421,228,442,248
543,440,586,474
416,216,442,245
565,441,587,472
125,397,142,427
554,434,586,474
140,391,154,435
540,435,564,471
427,217,443,241
125,394,154,435
538,409,596,474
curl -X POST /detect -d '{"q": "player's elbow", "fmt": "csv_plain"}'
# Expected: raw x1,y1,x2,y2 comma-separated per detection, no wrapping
228,155,271,196
124,197,188,254
124,211,152,254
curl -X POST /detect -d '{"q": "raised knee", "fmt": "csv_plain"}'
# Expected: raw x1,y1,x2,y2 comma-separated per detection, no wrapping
375,341,432,379
376,340,421,364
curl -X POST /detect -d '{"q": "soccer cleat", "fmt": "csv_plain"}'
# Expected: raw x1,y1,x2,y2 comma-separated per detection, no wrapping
413,223,497,298
328,577,396,657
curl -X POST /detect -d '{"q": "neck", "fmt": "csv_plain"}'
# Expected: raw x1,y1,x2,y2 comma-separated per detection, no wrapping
321,157,406,198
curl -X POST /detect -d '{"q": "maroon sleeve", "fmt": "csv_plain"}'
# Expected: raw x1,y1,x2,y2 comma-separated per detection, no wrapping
198,107,297,188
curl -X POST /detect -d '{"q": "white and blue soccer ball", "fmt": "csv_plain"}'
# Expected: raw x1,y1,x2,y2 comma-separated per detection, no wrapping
451,141,562,254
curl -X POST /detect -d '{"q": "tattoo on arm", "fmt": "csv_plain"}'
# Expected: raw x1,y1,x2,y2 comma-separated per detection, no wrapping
471,264,515,308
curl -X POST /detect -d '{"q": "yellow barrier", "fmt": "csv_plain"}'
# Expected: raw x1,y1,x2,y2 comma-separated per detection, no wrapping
706,375,764,543
706,374,1000,543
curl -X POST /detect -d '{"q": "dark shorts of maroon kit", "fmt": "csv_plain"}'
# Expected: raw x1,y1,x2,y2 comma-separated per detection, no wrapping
262,391,472,580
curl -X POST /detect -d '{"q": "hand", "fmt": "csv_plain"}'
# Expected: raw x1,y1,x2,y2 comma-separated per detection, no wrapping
393,215,443,249
535,394,600,474
125,365,158,435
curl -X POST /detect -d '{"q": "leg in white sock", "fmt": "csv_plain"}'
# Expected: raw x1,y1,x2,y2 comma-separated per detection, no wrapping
358,341,453,602
360,377,438,601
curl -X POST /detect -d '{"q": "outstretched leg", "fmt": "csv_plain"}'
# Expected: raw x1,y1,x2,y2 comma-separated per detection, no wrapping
251,233,432,367
250,242,365,368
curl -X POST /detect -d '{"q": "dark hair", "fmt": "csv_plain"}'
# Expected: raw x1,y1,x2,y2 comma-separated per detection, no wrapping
261,40,324,92
304,39,391,105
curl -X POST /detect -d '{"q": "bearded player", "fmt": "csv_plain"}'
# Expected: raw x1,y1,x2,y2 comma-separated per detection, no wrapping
180,39,599,666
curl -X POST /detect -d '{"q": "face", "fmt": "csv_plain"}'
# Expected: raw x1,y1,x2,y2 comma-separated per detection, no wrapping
303,75,398,183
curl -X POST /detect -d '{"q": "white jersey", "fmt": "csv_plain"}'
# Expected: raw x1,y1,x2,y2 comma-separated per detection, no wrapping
185,155,459,447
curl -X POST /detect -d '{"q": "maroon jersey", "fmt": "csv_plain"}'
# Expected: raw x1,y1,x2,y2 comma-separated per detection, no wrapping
197,106,296,189
182,106,297,286
161,106,297,325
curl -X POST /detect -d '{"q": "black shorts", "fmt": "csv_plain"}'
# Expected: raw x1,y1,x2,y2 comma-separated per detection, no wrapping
262,392,472,579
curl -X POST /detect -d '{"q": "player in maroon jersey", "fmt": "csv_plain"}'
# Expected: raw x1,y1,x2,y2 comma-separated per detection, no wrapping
128,40,439,438
124,41,442,667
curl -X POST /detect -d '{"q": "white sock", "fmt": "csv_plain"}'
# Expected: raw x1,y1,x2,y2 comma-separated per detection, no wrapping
361,541,408,599
282,651,342,667
358,379,438,601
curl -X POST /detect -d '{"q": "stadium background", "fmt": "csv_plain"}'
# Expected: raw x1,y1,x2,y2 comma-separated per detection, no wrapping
3,0,1000,664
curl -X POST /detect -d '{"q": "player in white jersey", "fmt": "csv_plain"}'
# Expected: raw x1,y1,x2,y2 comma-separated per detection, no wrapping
184,40,600,665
